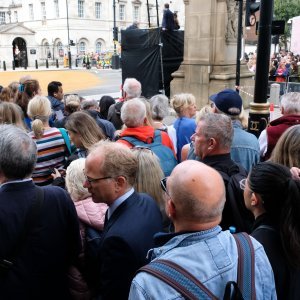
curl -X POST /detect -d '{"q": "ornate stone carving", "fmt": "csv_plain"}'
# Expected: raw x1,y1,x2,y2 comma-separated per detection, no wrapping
226,0,239,42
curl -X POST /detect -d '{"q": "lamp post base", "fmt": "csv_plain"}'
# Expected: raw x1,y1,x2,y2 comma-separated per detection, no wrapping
111,54,120,69
248,102,270,138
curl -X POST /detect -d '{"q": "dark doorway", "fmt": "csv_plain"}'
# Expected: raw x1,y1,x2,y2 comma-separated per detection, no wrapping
12,37,28,68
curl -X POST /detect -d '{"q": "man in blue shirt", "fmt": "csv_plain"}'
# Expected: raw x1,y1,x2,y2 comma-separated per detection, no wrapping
129,160,276,299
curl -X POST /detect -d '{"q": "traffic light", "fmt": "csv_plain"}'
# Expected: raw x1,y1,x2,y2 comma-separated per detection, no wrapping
70,40,75,46
113,27,119,41
245,0,260,27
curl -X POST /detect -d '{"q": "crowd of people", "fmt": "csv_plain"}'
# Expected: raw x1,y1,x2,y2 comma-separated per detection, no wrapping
246,50,300,83
1,71,300,300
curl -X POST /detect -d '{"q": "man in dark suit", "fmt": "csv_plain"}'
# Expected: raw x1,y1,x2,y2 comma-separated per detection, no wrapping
84,140,163,300
0,124,81,300
162,3,175,31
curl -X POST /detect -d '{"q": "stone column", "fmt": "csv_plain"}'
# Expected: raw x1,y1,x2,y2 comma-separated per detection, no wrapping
170,0,254,108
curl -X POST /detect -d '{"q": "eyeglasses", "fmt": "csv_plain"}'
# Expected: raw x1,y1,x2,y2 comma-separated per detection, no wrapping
160,177,170,196
85,175,112,184
239,178,247,191
83,170,112,184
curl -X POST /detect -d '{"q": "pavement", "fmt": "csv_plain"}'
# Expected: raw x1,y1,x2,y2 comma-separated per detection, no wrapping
0,66,119,97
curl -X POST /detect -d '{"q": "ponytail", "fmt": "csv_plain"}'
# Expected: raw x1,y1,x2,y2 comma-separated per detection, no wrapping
31,118,44,139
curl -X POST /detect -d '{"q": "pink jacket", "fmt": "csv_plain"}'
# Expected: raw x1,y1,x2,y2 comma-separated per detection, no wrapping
74,197,108,231
68,197,107,300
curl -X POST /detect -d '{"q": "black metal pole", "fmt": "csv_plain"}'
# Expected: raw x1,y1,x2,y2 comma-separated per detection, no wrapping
146,0,151,28
253,0,274,103
248,0,274,137
156,0,159,27
235,0,243,93
111,0,120,69
66,0,72,69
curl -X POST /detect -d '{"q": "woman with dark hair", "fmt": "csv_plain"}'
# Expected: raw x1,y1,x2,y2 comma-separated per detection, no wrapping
16,79,41,129
99,95,115,120
242,162,300,299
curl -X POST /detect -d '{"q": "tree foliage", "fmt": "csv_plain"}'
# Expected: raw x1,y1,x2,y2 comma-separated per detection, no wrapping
273,0,300,49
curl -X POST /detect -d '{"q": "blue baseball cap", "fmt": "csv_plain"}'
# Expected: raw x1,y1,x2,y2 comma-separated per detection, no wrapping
209,89,242,116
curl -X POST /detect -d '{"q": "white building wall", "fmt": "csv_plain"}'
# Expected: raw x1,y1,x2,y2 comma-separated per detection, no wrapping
0,0,184,68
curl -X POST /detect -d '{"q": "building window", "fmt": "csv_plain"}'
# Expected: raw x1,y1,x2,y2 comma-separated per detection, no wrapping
78,0,84,18
14,11,18,22
0,12,6,24
96,41,102,53
79,41,86,53
133,6,139,22
29,4,34,20
95,2,101,19
54,0,59,18
41,2,46,20
119,4,125,21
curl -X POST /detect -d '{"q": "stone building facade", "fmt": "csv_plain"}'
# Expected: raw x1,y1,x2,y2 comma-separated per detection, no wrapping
0,0,184,68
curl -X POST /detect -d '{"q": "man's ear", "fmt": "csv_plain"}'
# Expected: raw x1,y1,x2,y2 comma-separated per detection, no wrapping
114,175,127,191
208,137,217,150
166,199,176,219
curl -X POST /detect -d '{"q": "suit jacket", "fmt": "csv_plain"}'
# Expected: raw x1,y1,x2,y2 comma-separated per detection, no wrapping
96,191,163,300
0,180,81,300
162,8,175,31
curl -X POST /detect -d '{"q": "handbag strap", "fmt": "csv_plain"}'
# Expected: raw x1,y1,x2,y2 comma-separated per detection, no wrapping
139,259,218,300
0,186,44,269
137,232,256,300
233,232,256,300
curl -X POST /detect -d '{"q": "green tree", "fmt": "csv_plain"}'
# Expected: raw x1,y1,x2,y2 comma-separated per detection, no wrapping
274,0,300,49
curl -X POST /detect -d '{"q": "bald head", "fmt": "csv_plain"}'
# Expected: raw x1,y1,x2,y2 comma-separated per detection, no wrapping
167,160,225,228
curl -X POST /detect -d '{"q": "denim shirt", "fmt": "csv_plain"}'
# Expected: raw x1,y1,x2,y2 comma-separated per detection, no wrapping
231,120,260,172
129,226,277,300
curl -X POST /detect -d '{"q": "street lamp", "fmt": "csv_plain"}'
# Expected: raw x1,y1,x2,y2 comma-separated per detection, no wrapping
111,0,120,69
66,0,72,69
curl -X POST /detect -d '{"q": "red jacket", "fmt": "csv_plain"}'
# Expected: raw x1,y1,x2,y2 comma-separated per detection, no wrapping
117,126,176,156
265,114,300,159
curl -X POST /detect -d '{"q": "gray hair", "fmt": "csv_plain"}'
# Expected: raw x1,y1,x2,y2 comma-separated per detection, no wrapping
0,124,37,179
149,94,170,121
65,158,91,201
199,113,233,149
280,92,300,114
123,78,142,99
121,98,146,127
81,99,98,110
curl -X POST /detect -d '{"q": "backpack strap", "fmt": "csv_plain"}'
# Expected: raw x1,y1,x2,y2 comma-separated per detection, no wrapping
58,127,73,155
233,232,256,300
138,259,218,300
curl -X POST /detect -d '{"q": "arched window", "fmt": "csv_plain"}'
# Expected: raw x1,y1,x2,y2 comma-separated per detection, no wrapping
79,41,86,53
96,41,102,53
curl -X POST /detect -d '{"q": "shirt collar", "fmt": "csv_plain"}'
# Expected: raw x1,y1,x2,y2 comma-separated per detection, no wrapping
0,178,33,189
107,187,134,219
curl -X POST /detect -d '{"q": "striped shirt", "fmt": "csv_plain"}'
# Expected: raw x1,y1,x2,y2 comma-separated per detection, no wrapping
29,128,67,185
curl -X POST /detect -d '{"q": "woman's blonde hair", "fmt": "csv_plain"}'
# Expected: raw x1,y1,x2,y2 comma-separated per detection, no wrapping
66,111,106,150
270,124,300,168
0,102,27,131
131,147,164,209
27,95,52,139
65,158,91,201
170,93,196,116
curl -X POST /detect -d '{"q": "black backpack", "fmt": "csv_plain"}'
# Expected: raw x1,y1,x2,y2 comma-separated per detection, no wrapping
219,164,254,233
